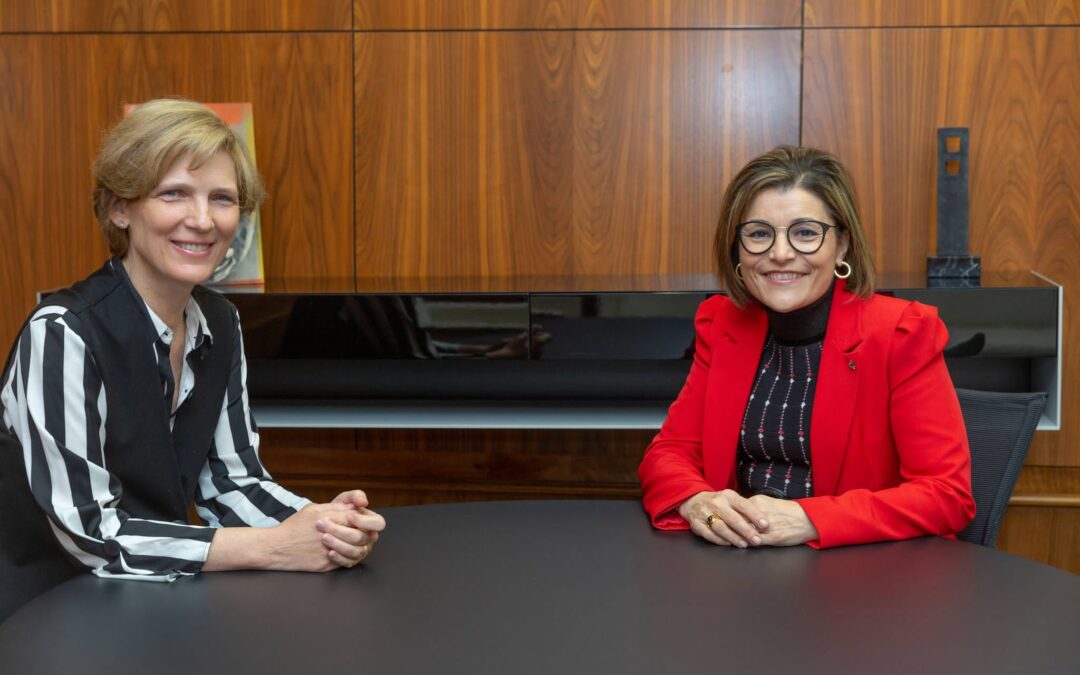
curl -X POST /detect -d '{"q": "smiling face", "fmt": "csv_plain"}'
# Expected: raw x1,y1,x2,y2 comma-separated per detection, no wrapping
110,151,240,307
737,187,849,314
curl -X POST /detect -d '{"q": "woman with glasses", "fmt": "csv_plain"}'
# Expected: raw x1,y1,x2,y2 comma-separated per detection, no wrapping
639,146,974,548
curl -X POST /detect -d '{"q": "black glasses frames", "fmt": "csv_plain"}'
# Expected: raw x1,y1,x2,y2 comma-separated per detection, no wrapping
736,219,839,255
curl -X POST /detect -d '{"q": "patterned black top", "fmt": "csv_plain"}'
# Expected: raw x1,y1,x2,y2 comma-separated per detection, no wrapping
736,285,834,499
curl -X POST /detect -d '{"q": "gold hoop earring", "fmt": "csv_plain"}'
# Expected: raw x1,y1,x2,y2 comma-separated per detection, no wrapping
734,263,743,284
834,261,852,279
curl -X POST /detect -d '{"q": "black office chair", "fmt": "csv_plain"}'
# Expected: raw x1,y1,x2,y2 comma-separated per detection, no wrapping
955,388,1047,548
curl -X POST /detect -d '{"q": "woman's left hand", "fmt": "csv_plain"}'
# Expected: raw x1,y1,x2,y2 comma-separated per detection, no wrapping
315,490,387,567
746,495,819,547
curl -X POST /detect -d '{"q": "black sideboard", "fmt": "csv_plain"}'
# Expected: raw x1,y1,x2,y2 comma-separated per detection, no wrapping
223,272,1060,430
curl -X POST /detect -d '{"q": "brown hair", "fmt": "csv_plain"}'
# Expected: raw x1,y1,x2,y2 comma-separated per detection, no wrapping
92,98,265,256
714,145,875,307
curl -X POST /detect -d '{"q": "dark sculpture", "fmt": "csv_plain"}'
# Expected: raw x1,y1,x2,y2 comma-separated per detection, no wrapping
928,127,980,287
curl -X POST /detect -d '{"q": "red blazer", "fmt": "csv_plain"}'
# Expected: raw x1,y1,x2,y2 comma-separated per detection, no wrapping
639,280,975,548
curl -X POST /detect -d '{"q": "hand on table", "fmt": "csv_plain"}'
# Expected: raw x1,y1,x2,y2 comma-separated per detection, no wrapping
680,490,768,548
205,491,386,573
744,494,818,546
259,501,367,572
316,490,386,568
678,490,817,548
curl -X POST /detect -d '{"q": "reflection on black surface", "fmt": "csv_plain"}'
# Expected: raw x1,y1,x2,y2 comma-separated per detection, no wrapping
232,294,532,360
232,293,710,362
231,287,1055,363
530,294,709,360
890,287,1056,357
943,333,985,358
226,284,1057,400
281,296,427,358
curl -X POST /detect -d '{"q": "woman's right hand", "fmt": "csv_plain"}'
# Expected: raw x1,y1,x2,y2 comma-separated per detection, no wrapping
678,490,770,548
206,501,377,573
265,502,375,572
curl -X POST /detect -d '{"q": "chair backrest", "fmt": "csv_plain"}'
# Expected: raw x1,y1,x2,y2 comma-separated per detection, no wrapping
955,388,1046,548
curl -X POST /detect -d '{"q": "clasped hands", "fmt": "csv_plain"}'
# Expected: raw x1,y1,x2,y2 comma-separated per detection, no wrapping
277,490,386,572
678,489,818,548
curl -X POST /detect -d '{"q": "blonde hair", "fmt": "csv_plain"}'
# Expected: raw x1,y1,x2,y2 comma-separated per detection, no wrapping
92,98,265,256
714,145,875,307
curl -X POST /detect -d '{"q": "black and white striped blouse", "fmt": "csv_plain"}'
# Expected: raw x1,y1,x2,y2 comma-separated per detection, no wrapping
1,289,309,581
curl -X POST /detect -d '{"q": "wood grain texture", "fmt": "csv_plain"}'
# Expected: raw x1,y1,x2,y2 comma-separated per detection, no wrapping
572,30,799,275
0,35,108,354
356,31,576,278
0,0,351,32
997,506,1080,574
575,0,802,28
356,0,569,30
275,479,638,508
802,28,1080,466
356,30,799,278
806,0,1080,27
355,0,801,30
0,33,353,353
259,428,650,505
1011,466,1080,509
1014,465,1080,496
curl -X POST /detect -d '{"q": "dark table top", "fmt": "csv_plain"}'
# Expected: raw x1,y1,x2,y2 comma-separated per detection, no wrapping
2,500,1078,675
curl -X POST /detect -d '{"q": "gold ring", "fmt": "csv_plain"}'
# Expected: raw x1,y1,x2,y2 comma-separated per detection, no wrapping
705,513,722,527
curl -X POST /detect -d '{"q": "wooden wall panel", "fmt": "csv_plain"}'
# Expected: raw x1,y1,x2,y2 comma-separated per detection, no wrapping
998,506,1080,574
0,33,353,352
802,28,1080,466
356,0,569,30
356,30,799,278
356,31,576,278
576,0,802,28
806,0,1080,27
1014,465,1080,498
260,428,650,506
278,479,634,508
1004,466,1080,570
0,35,108,354
571,30,799,275
0,1,351,32
356,0,801,30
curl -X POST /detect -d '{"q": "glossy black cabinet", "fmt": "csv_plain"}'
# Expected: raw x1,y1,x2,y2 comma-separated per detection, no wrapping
225,272,1059,429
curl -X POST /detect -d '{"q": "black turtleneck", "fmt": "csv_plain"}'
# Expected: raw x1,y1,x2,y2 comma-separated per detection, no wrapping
736,283,834,499
763,281,834,345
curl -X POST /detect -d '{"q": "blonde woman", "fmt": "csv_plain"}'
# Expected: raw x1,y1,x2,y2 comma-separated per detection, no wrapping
0,99,384,619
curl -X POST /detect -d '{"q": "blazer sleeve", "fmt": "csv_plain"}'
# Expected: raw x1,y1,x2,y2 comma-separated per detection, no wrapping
798,302,976,548
638,297,724,529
